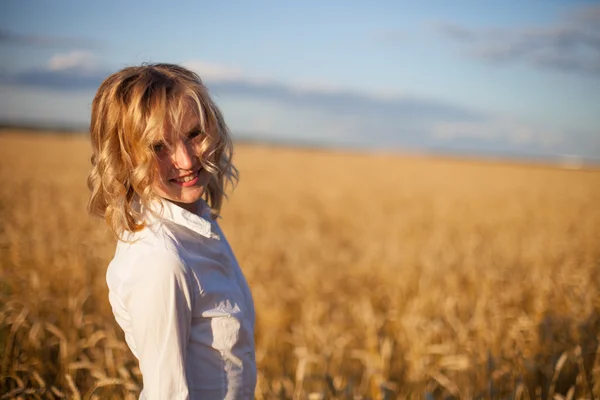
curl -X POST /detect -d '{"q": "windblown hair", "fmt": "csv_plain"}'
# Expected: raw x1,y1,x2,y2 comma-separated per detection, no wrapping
87,63,238,239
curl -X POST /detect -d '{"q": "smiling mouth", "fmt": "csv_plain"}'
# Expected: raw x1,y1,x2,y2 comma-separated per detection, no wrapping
171,169,200,185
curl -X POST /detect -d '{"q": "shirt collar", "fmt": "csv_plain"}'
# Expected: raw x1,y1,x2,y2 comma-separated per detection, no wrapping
144,198,220,240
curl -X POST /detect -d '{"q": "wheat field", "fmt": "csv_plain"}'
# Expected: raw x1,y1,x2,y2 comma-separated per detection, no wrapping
0,130,599,399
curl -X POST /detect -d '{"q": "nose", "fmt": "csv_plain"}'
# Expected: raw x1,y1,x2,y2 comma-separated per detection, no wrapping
172,140,195,170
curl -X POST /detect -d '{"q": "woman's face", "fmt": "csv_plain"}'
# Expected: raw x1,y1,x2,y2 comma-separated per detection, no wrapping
150,109,211,212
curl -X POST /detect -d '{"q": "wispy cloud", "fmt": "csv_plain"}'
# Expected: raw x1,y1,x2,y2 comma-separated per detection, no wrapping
0,29,99,49
183,61,571,153
0,51,108,89
210,80,481,122
185,61,480,122
48,51,101,72
436,4,600,76
432,119,562,146
1,58,579,156
183,61,247,82
2,58,482,126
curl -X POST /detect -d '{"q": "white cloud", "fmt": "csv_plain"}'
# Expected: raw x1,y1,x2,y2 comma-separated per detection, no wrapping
48,51,99,72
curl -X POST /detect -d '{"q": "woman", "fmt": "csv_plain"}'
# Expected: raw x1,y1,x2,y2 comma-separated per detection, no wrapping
88,63,256,399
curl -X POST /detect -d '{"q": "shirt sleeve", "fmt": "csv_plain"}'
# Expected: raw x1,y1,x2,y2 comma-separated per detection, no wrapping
120,251,194,400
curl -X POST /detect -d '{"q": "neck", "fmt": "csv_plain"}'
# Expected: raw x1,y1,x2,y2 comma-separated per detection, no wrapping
173,200,199,214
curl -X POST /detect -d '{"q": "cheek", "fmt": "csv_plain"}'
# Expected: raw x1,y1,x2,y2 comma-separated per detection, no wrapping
154,158,173,182
198,169,211,185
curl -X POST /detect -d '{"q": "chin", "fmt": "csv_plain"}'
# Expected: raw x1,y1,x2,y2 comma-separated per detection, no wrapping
180,189,205,204
155,187,205,205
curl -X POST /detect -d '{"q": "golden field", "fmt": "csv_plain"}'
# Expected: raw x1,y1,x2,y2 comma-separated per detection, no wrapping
0,130,599,399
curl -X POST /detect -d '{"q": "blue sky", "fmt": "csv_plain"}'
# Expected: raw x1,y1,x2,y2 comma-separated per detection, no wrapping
1,1,599,160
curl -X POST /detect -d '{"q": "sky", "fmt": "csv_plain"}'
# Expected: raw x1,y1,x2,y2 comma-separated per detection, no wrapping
1,1,599,161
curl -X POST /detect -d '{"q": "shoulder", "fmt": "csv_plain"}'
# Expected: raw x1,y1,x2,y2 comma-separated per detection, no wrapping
107,225,190,292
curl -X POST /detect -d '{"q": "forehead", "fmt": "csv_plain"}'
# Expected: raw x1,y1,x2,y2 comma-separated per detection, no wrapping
149,100,203,143
166,105,201,136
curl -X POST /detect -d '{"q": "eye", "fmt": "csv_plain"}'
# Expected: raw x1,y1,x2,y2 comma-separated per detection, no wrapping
186,130,203,141
152,141,167,154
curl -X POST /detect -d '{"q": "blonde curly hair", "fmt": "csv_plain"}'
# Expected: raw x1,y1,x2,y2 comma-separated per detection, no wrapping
87,63,237,239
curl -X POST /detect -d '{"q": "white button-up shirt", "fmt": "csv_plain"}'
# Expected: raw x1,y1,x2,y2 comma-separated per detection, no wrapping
106,199,256,400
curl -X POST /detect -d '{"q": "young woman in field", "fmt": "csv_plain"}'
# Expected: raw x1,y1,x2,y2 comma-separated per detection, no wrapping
87,63,256,399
